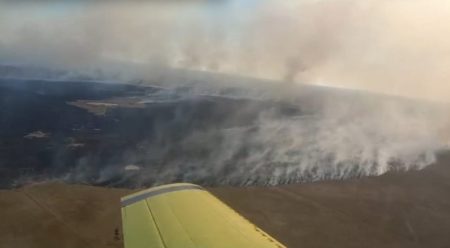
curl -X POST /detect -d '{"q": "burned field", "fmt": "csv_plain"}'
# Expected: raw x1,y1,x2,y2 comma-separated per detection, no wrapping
0,78,300,188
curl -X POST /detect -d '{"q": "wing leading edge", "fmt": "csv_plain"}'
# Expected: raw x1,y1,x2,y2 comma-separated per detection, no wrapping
121,183,286,248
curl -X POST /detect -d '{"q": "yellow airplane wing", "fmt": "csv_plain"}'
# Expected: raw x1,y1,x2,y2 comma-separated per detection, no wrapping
121,183,286,248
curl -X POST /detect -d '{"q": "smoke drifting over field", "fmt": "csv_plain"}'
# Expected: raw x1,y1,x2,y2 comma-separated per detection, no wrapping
79,86,448,187
1,72,449,188
1,1,450,187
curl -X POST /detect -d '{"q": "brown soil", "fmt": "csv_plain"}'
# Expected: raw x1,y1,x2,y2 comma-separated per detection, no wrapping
2,153,450,248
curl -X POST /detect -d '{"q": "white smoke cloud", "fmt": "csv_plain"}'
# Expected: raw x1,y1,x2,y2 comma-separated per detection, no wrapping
51,86,448,187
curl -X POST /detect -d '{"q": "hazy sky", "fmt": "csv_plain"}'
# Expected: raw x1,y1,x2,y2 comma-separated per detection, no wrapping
1,0,450,101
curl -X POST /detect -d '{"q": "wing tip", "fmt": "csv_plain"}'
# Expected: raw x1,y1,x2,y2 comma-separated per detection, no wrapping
121,183,204,207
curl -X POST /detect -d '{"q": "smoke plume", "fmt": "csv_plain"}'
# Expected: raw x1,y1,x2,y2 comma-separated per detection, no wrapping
58,85,450,187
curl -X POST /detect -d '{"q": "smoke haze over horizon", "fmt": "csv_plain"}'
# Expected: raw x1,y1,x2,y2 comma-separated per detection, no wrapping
1,0,450,101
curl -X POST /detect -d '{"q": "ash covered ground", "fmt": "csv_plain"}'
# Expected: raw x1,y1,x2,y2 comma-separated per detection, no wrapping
0,67,449,188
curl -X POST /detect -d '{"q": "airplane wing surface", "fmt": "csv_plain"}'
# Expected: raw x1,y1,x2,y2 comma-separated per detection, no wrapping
121,183,286,248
